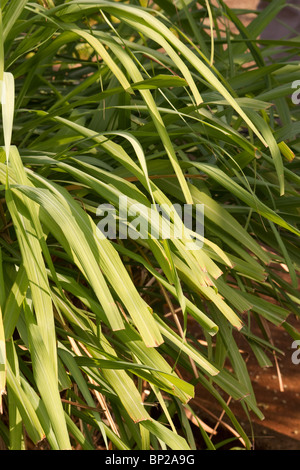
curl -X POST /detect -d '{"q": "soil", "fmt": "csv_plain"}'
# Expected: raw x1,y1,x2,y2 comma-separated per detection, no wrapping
189,314,300,450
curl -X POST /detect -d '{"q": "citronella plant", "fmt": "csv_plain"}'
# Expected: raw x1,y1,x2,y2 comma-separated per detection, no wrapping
0,0,298,450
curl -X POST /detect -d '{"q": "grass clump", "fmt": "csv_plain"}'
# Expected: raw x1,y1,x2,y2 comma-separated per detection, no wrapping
0,0,298,450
